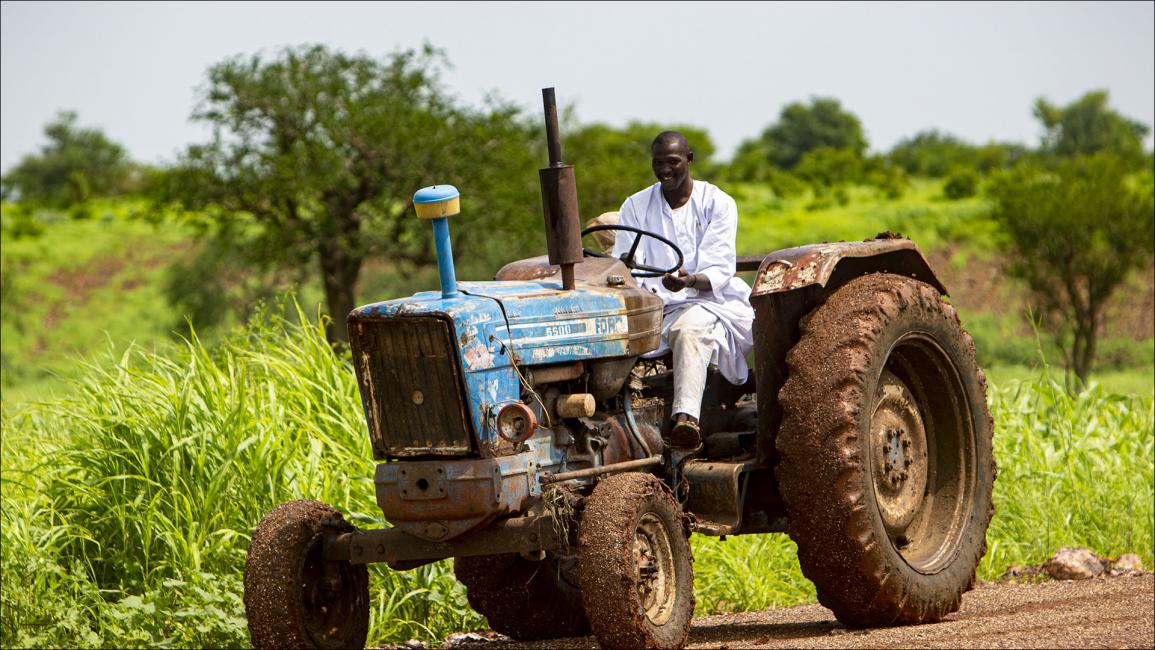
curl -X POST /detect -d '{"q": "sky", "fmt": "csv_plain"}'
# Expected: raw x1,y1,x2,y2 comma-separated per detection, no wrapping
2,1,1153,173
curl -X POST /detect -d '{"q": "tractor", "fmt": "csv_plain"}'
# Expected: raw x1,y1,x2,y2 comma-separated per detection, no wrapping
243,88,995,649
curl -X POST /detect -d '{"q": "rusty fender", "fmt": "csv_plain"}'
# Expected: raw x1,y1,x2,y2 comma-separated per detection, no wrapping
324,514,563,566
749,237,947,297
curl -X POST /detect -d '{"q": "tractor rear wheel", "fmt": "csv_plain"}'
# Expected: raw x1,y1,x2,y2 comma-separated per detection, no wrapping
244,499,369,649
455,552,589,640
578,472,694,649
776,273,995,627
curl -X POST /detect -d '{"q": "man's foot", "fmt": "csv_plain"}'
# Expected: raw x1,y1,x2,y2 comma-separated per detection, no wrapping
669,413,701,449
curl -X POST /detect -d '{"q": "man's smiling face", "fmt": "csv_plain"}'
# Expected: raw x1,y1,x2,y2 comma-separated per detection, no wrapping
652,139,693,192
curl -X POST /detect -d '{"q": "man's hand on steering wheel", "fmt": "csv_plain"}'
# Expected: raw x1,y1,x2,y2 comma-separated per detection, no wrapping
580,223,684,278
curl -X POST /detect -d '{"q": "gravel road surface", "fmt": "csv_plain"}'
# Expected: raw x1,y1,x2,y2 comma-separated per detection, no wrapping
439,573,1153,649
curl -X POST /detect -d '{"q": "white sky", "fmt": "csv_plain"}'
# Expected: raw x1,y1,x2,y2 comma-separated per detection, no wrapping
2,1,1153,172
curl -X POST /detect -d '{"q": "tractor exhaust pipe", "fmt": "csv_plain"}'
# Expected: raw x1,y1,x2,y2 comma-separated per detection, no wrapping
539,88,583,290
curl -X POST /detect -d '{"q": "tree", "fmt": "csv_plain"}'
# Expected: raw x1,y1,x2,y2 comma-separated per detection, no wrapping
564,122,715,218
152,44,541,343
1,111,133,209
761,97,867,170
988,154,1154,387
1034,91,1150,166
792,146,864,188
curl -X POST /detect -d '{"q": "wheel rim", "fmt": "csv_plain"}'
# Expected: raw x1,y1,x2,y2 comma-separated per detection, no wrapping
634,512,677,626
872,333,977,574
299,532,360,647
871,370,929,536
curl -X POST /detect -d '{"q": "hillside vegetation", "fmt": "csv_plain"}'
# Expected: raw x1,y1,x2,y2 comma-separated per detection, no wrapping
4,177,1150,409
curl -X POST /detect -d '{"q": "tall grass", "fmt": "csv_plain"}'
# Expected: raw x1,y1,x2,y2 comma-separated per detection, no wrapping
2,304,1152,647
980,368,1155,575
1,303,481,648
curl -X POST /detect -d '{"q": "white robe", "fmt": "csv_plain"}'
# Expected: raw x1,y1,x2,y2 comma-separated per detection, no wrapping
613,180,755,385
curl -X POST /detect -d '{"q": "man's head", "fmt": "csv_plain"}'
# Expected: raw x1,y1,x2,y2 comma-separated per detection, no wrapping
651,131,694,193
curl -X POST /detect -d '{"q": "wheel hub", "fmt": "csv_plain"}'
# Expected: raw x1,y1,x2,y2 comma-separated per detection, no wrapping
871,370,929,541
633,513,676,626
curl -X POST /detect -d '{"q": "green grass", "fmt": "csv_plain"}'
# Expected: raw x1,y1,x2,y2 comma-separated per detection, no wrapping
980,368,1155,576
986,364,1154,398
732,179,996,256
1,200,194,405
3,307,1151,647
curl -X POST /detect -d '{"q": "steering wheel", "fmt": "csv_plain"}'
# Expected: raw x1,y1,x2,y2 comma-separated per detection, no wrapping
580,224,684,278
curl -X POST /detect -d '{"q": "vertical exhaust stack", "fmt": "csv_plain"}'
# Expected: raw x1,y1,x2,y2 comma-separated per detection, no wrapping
538,88,583,290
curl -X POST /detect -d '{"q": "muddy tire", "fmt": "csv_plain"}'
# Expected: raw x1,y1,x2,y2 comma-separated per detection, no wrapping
578,473,694,649
244,500,369,649
776,273,995,627
455,552,589,640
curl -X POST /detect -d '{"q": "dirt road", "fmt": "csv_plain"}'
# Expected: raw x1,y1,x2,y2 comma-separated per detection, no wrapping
447,573,1153,649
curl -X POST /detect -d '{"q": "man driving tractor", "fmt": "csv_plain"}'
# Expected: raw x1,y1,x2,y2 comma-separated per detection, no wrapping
613,131,754,449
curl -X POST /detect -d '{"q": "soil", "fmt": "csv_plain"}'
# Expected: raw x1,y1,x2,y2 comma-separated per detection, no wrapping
437,572,1154,650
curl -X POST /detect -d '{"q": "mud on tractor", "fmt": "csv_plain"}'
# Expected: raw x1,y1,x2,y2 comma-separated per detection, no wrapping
243,89,996,649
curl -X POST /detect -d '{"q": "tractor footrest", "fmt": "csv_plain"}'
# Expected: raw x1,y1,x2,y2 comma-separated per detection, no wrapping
682,459,763,536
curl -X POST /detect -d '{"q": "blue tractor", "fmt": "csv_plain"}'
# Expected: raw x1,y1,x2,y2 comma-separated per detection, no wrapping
243,89,996,649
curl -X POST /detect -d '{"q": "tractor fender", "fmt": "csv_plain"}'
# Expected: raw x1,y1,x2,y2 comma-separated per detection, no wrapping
745,236,948,476
750,236,947,298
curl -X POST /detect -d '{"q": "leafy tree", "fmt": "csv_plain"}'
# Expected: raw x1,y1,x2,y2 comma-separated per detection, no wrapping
152,44,541,342
564,122,715,218
1034,91,1150,166
760,97,867,170
792,146,863,187
1,111,133,210
988,154,1154,387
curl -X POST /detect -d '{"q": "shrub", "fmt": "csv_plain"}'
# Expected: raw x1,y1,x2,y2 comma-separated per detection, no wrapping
943,168,980,199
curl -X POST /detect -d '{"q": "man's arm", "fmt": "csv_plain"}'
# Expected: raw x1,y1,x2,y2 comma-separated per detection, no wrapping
691,193,739,292
611,197,641,261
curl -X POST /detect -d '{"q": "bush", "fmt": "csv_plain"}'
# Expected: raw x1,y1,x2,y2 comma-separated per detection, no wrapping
765,168,809,199
793,147,864,188
862,156,908,199
943,168,980,199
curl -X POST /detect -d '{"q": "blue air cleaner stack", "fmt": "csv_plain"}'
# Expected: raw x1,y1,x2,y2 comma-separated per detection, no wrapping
412,184,461,298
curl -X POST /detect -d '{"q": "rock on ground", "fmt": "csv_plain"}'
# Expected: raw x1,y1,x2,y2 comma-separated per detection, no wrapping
1042,546,1106,580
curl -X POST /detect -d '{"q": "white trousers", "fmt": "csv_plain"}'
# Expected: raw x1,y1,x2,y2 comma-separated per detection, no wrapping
664,305,723,421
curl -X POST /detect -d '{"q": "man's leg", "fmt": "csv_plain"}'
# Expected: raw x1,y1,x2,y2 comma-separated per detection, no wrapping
666,305,721,447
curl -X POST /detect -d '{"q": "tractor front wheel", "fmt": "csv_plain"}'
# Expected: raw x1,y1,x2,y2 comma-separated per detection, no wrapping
578,472,695,649
244,500,369,649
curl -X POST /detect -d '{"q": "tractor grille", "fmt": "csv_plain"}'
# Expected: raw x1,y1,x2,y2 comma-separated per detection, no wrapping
349,316,474,458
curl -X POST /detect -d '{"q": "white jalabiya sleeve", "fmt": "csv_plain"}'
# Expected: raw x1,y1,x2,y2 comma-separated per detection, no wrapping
693,190,739,294
611,195,641,261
